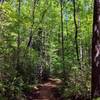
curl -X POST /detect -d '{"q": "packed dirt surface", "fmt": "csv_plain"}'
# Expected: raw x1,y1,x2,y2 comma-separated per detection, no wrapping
24,78,62,100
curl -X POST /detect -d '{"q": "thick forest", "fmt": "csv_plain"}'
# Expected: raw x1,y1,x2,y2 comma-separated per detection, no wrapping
0,0,100,100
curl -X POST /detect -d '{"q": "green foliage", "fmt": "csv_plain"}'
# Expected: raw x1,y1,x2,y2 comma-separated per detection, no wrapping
93,98,100,100
0,0,93,99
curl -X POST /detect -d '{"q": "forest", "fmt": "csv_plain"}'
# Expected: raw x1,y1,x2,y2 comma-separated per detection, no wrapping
0,0,100,100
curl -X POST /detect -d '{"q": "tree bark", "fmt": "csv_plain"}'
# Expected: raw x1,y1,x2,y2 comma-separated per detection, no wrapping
92,0,100,98
16,0,21,73
60,0,66,81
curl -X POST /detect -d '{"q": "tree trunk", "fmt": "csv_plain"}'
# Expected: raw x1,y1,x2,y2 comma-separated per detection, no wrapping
92,0,100,98
60,0,66,81
16,0,21,73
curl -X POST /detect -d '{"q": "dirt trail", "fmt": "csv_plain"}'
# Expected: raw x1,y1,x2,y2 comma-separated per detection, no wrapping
25,78,62,100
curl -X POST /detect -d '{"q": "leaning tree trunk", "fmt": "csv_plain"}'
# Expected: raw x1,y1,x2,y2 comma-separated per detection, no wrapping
92,0,100,98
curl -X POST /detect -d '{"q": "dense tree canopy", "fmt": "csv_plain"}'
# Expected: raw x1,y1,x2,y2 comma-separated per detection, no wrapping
0,0,98,100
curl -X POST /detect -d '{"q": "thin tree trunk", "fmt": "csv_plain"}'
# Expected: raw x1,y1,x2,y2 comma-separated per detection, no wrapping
27,0,36,47
92,0,100,98
16,0,21,72
73,0,80,64
60,0,66,81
